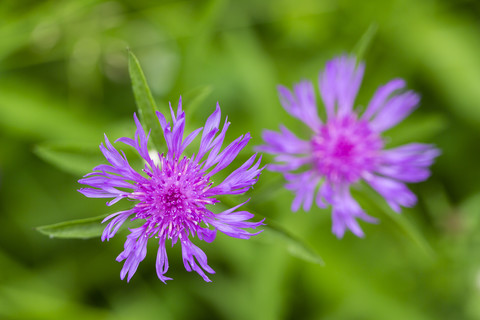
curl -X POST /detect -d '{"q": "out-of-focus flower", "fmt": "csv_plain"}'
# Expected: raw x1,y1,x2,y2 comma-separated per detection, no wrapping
257,56,439,238
79,99,264,282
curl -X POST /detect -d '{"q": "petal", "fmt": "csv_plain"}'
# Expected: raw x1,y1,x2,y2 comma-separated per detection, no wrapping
196,103,224,161
329,184,378,238
200,118,230,166
381,143,440,167
180,127,203,155
284,171,321,212
116,226,149,282
278,81,322,131
101,209,135,241
203,103,221,139
205,133,251,176
206,202,264,240
256,125,311,155
362,78,406,120
133,113,154,166
156,237,173,283
369,91,420,132
207,154,263,196
315,181,330,208
180,238,215,282
363,173,417,212
374,143,440,182
319,56,364,119
171,115,186,158
197,227,217,243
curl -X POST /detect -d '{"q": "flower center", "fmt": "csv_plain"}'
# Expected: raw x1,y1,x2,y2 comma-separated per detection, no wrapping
157,185,187,217
311,115,383,183
132,156,215,239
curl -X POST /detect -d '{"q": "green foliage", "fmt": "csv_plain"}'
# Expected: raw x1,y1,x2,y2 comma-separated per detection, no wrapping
352,23,378,62
36,214,109,239
34,142,108,176
36,214,139,239
264,219,324,266
128,50,166,153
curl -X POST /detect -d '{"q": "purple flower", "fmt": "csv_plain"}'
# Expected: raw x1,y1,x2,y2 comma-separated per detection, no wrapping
78,98,264,282
257,56,439,238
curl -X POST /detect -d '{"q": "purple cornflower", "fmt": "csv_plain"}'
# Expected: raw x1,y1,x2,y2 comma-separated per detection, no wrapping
257,56,439,238
78,99,263,282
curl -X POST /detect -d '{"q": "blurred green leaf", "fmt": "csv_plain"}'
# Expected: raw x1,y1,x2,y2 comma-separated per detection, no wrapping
34,141,142,176
382,206,435,258
0,78,104,141
219,196,324,265
128,49,165,153
36,214,138,239
0,250,110,320
352,23,378,61
264,219,325,266
354,185,435,259
36,214,108,239
34,142,105,176
182,85,213,117
385,113,447,147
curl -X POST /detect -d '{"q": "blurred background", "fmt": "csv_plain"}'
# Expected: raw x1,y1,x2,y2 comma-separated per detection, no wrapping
1,0,480,319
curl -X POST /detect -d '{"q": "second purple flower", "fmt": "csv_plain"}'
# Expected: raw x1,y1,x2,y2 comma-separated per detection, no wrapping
257,56,440,238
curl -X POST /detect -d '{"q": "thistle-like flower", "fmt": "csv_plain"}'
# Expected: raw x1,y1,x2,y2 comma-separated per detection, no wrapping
79,99,263,282
257,56,439,238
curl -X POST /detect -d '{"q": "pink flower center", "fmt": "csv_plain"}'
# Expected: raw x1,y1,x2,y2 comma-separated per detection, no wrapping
311,115,383,183
157,185,188,217
132,157,216,239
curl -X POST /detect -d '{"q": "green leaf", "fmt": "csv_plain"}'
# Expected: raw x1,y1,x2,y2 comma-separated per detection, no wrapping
34,142,106,176
128,49,165,153
218,197,323,265
36,214,138,239
353,185,435,259
0,78,104,141
352,23,378,61
384,113,447,147
36,215,108,239
182,85,213,117
264,219,325,266
34,141,142,176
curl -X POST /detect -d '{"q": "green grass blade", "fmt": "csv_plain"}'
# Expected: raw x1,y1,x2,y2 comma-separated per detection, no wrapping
352,23,378,61
35,141,142,176
263,219,325,266
354,185,435,259
219,198,324,265
36,215,108,239
36,214,137,239
182,85,213,117
128,49,165,153
34,142,106,176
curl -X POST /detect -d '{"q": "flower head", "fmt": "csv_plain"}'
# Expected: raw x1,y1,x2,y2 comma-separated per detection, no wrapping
257,56,439,238
79,98,264,282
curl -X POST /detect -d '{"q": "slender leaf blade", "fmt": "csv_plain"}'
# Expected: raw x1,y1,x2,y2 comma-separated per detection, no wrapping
218,198,324,265
352,23,378,61
36,215,108,239
264,219,325,266
353,185,435,259
34,142,106,176
128,49,165,152
182,85,213,117
34,141,143,176
36,214,138,239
